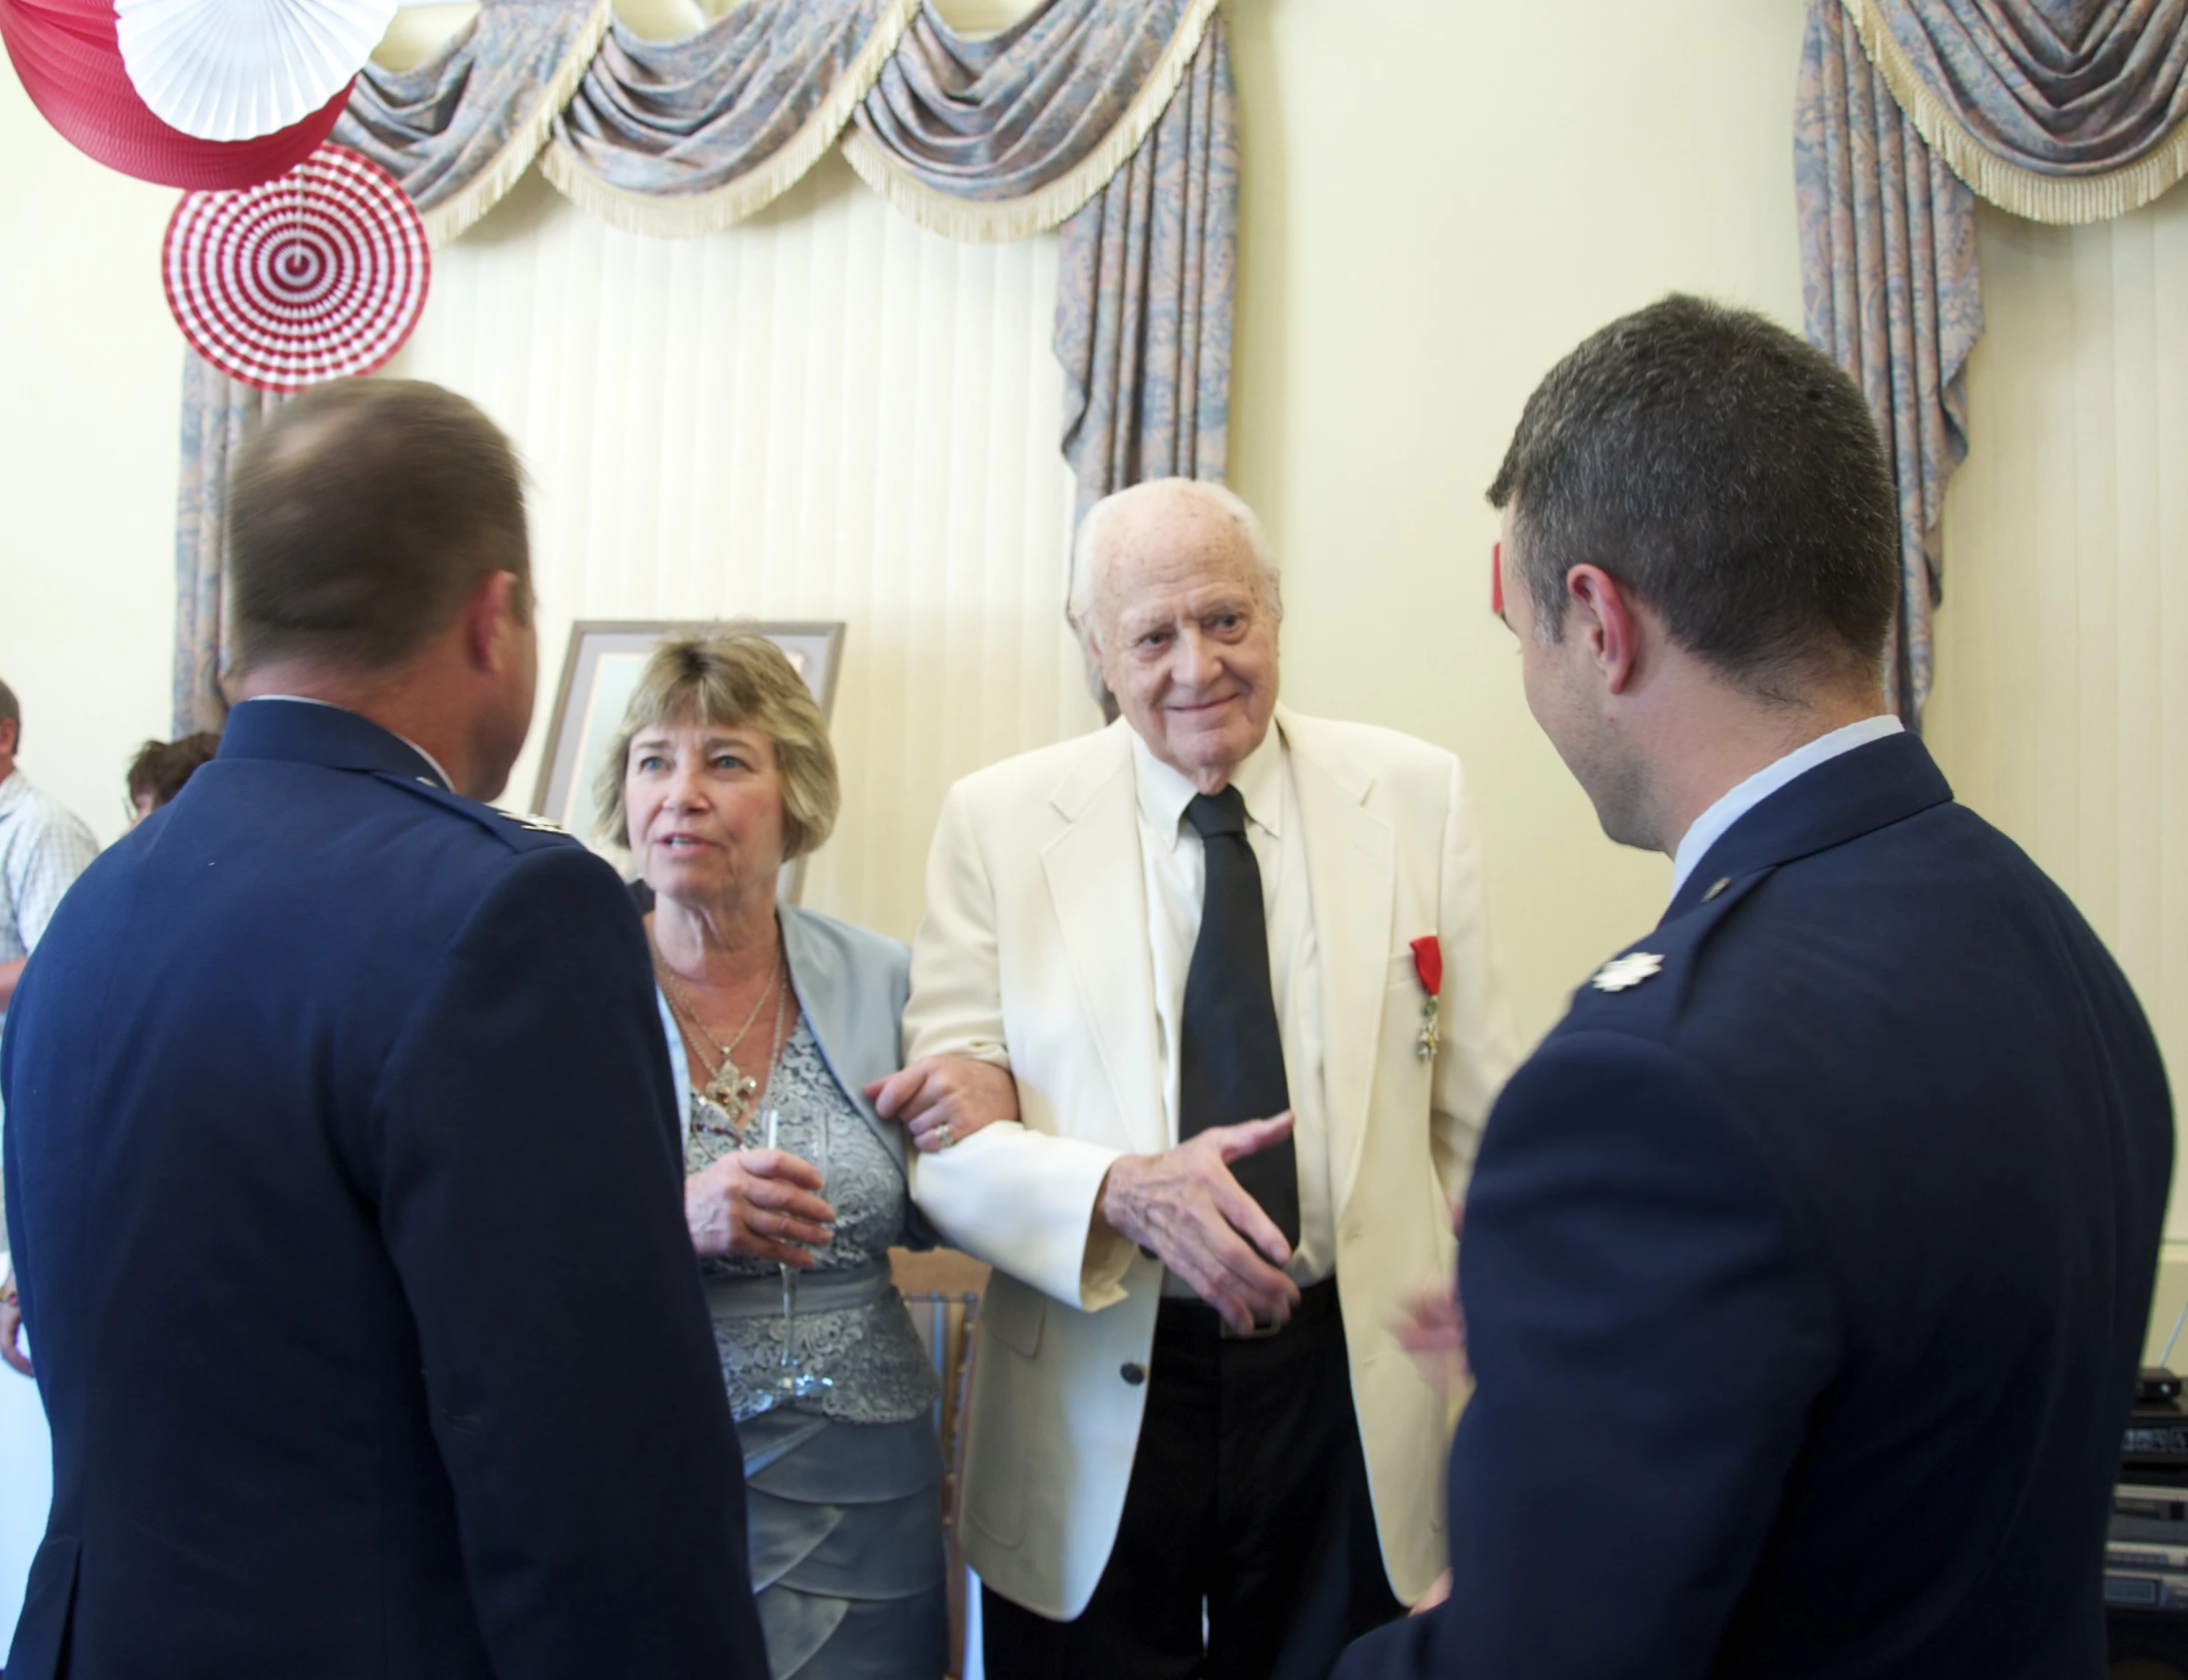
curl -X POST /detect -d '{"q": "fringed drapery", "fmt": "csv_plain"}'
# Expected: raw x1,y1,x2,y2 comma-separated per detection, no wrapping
1055,13,1235,523
1797,3,1984,724
840,0,1222,243
333,0,612,245
175,0,1238,719
174,352,285,734
541,0,918,238
1837,0,2188,224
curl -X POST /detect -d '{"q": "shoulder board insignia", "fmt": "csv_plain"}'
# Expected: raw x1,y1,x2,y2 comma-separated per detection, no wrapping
368,772,580,853
1592,951,1664,993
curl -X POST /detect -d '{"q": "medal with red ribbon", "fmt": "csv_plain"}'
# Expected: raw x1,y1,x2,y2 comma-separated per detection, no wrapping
1411,935,1443,1060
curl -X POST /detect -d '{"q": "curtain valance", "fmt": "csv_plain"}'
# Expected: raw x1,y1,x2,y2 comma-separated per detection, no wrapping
334,0,1224,246
333,0,612,244
1837,0,2188,224
173,0,1239,734
842,0,1221,243
541,0,915,236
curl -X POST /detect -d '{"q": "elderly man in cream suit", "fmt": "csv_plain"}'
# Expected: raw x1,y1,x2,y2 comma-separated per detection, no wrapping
878,478,1514,1680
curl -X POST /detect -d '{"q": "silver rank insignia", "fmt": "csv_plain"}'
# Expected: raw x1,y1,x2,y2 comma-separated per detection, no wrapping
1592,951,1664,993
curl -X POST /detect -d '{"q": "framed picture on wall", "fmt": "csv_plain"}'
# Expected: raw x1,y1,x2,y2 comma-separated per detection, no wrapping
531,619,847,901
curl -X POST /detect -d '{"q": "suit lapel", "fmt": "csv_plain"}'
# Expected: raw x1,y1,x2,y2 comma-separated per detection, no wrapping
1284,712,1396,1215
1040,729,1169,1156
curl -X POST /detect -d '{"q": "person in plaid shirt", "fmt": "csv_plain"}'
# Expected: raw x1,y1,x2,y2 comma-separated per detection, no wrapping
0,676,100,1377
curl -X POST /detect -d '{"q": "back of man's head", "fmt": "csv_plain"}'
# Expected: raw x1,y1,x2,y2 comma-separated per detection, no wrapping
229,380,531,677
1489,294,1898,701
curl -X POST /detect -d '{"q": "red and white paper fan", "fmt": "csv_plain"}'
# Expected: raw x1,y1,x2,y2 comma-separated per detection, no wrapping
117,0,395,143
0,0,346,188
163,143,429,392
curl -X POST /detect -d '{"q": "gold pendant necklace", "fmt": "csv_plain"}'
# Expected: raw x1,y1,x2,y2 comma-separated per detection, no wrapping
655,939,783,1138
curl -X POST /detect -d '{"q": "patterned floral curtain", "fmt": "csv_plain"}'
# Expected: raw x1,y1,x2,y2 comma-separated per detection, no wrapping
1796,0,2188,723
1796,5,1983,724
1054,16,1235,524
174,0,1236,725
173,355,283,733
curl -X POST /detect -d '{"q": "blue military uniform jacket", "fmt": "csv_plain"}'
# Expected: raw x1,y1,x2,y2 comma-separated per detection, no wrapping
2,699,767,1680
1340,730,2172,1679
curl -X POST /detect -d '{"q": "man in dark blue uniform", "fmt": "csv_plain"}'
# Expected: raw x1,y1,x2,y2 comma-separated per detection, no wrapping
1339,297,2172,1679
3,381,767,1679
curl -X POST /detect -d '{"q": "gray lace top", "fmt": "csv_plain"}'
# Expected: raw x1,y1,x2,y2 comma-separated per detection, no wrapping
680,1013,940,1426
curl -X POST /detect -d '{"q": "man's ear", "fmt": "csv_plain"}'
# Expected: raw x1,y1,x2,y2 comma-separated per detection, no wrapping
0,717,17,757
1565,564,1643,696
461,571,524,674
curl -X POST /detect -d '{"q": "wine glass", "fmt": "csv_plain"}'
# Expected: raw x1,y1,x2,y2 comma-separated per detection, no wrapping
756,1106,833,1406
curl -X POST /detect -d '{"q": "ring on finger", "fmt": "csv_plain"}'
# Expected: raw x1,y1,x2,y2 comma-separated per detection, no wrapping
935,1121,956,1150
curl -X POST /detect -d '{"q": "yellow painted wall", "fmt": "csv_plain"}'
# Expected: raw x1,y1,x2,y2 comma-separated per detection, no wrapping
1224,0,1811,1042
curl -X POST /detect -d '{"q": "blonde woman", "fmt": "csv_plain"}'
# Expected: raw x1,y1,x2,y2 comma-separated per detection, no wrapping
598,632,1012,1680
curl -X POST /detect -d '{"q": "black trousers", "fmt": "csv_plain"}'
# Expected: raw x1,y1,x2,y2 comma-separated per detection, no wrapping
982,1279,1404,1680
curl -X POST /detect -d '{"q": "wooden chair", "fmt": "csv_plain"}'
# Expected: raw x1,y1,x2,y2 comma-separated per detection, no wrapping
890,1248,991,1680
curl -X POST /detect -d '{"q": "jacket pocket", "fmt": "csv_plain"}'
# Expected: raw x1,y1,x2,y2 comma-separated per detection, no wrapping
963,1276,1045,1546
982,1273,1045,1358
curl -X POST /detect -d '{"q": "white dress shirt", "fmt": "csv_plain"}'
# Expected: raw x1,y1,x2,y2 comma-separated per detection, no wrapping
1668,713,1905,903
1130,721,1336,1288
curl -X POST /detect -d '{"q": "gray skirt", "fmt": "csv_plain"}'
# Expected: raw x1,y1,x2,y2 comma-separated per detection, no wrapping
739,1407,949,1680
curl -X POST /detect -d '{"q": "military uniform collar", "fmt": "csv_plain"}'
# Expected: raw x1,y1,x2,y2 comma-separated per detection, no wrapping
1662,730,1953,925
219,697,451,790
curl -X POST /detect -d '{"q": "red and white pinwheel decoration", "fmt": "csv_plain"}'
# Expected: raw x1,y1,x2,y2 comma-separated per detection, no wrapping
163,142,429,392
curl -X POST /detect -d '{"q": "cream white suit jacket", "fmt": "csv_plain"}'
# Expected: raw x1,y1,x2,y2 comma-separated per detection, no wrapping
904,707,1516,1619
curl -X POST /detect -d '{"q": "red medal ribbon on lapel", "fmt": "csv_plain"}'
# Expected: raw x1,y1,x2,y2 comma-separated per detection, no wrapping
1411,936,1443,1061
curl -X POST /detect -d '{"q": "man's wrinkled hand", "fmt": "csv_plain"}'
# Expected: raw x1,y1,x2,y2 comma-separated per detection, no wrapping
864,1054,1017,1154
1097,1114,1301,1334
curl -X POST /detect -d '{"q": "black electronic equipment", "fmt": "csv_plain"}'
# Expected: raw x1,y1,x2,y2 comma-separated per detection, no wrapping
2111,1303,2188,1674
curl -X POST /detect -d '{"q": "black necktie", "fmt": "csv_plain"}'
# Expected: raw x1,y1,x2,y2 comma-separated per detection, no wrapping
1179,787,1300,1248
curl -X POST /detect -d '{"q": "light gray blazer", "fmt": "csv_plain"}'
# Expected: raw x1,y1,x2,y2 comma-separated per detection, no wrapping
654,903,922,1218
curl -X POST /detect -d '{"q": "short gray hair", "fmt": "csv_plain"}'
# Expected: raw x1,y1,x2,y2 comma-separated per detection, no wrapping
0,678,18,749
1066,478,1281,650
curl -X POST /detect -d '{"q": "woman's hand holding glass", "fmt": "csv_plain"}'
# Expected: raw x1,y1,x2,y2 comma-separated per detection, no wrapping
683,1148,835,1268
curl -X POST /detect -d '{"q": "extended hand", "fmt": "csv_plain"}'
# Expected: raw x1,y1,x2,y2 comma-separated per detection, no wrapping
1397,1199,1468,1396
1411,1569,1452,1616
684,1148,835,1268
0,1296,29,1378
864,1054,1019,1154
1396,1279,1467,1398
1098,1115,1302,1334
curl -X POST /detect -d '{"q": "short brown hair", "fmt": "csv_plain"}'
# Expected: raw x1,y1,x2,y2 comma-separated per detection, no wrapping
1490,295,1898,697
127,731,221,810
593,630,840,862
227,380,531,674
